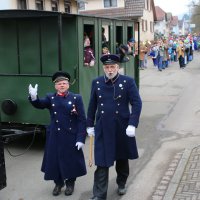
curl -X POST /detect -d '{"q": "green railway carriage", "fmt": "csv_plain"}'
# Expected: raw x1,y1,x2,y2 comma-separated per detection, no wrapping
0,10,139,138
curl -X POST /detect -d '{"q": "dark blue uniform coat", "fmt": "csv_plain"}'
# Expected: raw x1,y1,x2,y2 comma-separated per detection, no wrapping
87,74,142,167
30,92,87,180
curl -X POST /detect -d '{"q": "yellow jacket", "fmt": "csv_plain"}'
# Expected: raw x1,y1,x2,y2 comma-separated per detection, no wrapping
177,46,185,58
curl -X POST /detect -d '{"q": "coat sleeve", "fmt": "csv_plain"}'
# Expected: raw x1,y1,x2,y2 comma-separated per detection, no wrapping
29,94,51,109
127,78,142,128
87,80,98,127
76,95,87,143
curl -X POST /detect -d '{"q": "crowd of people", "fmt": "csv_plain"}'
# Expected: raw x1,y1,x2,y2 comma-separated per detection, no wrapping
27,32,199,200
29,53,142,200
136,33,200,71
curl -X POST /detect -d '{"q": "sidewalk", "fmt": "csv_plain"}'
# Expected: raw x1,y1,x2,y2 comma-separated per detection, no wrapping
147,54,200,200
152,145,200,200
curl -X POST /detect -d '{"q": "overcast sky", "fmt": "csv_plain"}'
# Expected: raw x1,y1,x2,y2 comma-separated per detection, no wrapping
154,0,191,16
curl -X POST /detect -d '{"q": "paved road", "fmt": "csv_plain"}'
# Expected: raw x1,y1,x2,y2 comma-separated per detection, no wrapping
121,52,200,200
1,52,200,200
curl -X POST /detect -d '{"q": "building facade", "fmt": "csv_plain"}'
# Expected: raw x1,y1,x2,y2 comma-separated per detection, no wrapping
1,0,156,42
0,0,79,14
154,6,170,38
139,0,155,41
80,0,155,42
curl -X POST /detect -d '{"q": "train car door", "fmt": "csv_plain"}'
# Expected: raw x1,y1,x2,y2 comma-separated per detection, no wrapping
62,14,79,93
77,16,98,110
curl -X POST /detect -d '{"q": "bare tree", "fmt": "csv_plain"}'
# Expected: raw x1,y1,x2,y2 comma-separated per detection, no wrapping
191,0,200,33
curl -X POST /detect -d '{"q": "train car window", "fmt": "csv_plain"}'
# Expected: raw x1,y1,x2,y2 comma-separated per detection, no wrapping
127,26,133,42
17,0,27,9
83,25,95,67
35,0,44,10
102,25,111,55
127,25,135,53
116,26,123,54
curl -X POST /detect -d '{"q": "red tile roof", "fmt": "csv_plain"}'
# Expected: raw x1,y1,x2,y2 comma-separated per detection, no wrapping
80,0,145,19
155,6,166,21
171,16,178,26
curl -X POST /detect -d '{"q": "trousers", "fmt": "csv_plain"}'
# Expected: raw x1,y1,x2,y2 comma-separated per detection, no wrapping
54,171,76,186
92,159,129,199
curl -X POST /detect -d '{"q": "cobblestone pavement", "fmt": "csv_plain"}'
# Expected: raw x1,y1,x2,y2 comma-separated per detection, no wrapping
152,151,184,200
173,145,200,200
152,145,200,200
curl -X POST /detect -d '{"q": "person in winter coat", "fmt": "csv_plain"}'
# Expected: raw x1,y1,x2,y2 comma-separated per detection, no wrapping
86,54,142,200
84,36,95,67
150,42,158,67
177,41,186,68
28,71,87,197
139,41,148,70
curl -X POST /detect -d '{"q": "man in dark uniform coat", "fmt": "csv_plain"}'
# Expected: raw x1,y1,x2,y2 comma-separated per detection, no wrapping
28,71,87,196
0,136,6,190
87,54,142,200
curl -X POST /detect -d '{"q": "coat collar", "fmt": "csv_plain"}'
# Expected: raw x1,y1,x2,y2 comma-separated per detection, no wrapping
56,91,69,97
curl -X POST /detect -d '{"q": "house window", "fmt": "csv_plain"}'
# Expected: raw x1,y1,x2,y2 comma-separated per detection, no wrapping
18,0,27,9
145,0,151,10
78,1,85,10
142,20,148,32
104,0,117,8
148,0,151,11
146,20,148,31
35,0,44,10
142,19,144,31
150,21,154,32
52,0,59,11
64,0,71,13
145,0,148,9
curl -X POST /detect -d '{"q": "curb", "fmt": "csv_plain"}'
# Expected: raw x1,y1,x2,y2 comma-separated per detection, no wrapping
163,145,198,200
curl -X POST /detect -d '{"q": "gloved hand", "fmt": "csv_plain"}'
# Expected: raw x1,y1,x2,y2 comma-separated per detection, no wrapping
87,127,95,137
29,84,38,101
90,60,95,67
126,125,136,137
75,142,84,150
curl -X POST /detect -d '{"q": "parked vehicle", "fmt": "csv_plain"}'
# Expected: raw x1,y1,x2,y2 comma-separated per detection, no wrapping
0,9,139,139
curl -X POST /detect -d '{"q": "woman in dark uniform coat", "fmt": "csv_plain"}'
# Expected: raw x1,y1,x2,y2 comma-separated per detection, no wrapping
87,54,142,200
28,71,87,196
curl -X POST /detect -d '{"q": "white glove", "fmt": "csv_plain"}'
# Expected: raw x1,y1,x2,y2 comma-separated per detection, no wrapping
29,84,38,101
90,60,95,67
87,127,95,137
75,142,84,150
126,125,136,137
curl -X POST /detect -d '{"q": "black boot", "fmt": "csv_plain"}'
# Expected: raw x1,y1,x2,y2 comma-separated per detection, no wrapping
52,184,63,196
65,180,75,196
